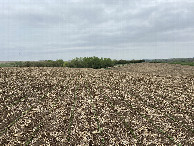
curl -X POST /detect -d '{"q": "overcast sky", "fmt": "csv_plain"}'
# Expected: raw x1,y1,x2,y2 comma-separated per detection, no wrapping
0,0,194,61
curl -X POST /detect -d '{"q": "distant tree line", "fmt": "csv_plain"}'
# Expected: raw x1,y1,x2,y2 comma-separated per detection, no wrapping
149,58,194,63
13,60,64,67
6,57,145,68
64,57,145,69
114,59,145,64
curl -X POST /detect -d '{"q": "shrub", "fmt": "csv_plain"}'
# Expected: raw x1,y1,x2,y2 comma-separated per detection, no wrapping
64,57,115,69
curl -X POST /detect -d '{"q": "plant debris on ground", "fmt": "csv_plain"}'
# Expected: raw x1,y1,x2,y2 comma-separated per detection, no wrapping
0,63,193,145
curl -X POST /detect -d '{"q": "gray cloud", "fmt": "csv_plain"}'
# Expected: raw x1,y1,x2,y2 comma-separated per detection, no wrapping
0,0,194,61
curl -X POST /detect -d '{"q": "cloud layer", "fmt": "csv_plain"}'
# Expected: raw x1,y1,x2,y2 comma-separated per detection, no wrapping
0,0,194,60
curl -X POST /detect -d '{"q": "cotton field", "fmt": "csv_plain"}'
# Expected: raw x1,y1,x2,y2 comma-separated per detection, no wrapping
0,63,193,145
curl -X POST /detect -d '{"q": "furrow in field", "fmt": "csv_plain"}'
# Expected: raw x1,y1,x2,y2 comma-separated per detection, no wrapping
128,75,193,118
125,98,193,145
135,89,193,123
111,88,194,145
0,105,44,145
101,70,193,119
87,86,106,145
0,93,47,131
86,73,172,144
95,95,138,145
0,89,57,142
69,85,107,145
0,100,32,132
69,96,92,145
30,98,73,145
101,94,172,145
130,90,194,132
101,81,193,145
101,78,193,139
30,79,79,145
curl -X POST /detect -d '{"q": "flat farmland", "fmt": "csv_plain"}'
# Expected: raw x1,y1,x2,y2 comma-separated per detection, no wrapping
0,63,193,145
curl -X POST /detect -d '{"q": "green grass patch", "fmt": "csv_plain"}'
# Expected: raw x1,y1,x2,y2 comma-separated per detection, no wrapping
169,62,194,66
0,63,15,67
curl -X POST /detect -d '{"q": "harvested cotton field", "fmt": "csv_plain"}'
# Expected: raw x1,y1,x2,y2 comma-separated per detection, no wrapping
0,64,193,145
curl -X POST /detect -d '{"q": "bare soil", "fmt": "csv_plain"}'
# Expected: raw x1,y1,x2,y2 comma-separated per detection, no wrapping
0,63,193,145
